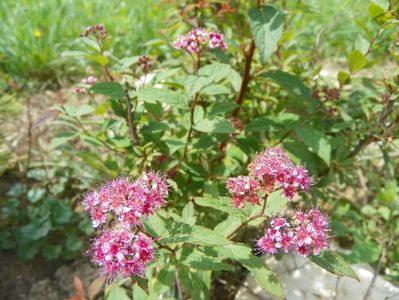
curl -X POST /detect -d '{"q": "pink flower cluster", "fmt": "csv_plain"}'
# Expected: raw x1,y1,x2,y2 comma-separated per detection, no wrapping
257,208,330,257
84,172,169,278
74,76,98,94
83,173,169,228
80,24,108,39
91,229,154,278
226,176,260,208
173,28,227,54
226,147,312,207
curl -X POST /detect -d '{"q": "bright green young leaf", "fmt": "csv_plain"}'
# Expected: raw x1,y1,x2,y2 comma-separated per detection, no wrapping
248,5,284,63
137,87,187,109
182,202,196,226
184,75,213,96
368,3,386,20
338,71,351,86
201,84,231,95
181,248,234,271
214,215,242,237
106,287,130,300
198,62,233,82
90,82,125,99
310,251,359,281
348,50,367,73
296,127,331,166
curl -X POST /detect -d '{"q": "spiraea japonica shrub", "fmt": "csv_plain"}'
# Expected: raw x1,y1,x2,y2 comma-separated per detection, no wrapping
54,1,399,299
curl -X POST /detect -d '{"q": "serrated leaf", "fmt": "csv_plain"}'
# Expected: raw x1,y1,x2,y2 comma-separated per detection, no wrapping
248,5,284,63
265,190,287,216
310,251,359,280
348,50,367,73
184,75,214,96
214,215,242,237
178,265,211,300
90,82,125,99
137,87,187,108
198,62,232,82
181,249,234,271
182,202,196,226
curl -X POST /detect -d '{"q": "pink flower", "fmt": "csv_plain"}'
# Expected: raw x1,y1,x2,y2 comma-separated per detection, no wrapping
83,172,169,228
75,87,86,94
173,28,227,54
226,175,260,208
248,147,313,199
81,76,98,85
90,229,154,278
257,208,330,257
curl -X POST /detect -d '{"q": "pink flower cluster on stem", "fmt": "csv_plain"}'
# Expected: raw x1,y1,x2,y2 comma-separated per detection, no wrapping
257,208,330,257
226,147,313,208
173,28,227,54
83,171,169,278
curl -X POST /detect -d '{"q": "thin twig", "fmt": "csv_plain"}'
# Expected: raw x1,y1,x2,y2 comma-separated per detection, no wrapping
124,82,139,145
227,194,268,240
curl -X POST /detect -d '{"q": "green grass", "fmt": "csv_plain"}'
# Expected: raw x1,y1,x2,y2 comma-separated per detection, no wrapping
0,0,170,85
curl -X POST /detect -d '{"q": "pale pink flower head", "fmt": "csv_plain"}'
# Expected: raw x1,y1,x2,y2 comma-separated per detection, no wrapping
226,175,260,208
173,28,227,54
90,228,154,278
75,87,86,94
209,31,227,50
81,76,98,85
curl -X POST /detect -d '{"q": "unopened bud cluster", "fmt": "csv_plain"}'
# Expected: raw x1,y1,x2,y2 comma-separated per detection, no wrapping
80,24,108,39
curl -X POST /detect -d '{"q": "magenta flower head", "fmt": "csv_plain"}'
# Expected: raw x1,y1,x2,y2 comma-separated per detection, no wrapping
256,208,330,257
173,28,227,54
226,175,260,208
90,228,154,278
83,172,169,228
248,147,313,199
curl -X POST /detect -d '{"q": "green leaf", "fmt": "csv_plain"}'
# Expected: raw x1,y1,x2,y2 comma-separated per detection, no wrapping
198,62,233,82
310,251,359,280
202,84,230,95
265,190,287,216
27,187,46,203
137,87,187,108
90,82,125,99
178,265,211,300
184,75,214,96
194,118,234,134
194,195,245,218
368,3,386,20
182,202,196,226
181,248,234,271
220,244,284,298
248,5,284,63
42,244,62,260
132,284,151,300
296,127,331,165
106,287,130,300
338,71,351,86
355,35,370,55
214,215,242,237
50,131,79,149
348,50,367,73
260,70,317,105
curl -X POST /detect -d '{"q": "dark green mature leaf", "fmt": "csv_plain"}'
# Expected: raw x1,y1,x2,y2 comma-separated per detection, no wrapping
137,87,187,108
220,244,284,298
260,70,317,105
90,82,125,99
348,50,367,73
248,5,284,63
310,251,359,280
296,127,331,166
